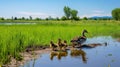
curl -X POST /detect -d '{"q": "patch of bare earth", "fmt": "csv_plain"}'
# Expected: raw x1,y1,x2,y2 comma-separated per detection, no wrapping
117,38,120,42
2,48,51,67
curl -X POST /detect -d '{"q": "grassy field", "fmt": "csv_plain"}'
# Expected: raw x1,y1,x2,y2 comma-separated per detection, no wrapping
0,20,120,65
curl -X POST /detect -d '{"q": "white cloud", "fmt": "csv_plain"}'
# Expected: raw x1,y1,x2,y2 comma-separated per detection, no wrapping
80,10,111,18
80,13,111,18
17,11,57,18
92,10,104,13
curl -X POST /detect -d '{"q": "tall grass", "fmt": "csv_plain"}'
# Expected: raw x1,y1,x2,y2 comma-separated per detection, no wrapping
0,20,120,65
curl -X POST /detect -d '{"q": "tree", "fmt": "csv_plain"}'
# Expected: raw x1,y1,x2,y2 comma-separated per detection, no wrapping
71,9,78,20
21,17,25,20
74,16,80,21
14,17,17,20
61,16,67,20
64,6,71,20
112,8,120,20
35,17,41,20
11,16,14,20
0,17,4,20
45,18,49,20
83,17,88,20
29,16,32,20
63,6,79,20
56,17,60,21
48,16,53,20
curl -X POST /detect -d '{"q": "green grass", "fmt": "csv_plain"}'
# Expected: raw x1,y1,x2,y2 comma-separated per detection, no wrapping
0,20,120,65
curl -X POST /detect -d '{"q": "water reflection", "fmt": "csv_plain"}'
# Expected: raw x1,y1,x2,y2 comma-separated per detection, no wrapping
50,49,87,63
70,48,87,63
50,51,68,60
32,58,36,67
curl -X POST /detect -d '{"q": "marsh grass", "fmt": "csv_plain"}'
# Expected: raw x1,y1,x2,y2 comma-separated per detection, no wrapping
0,20,120,65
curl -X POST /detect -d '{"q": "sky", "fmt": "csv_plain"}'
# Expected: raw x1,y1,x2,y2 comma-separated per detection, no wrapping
0,0,120,19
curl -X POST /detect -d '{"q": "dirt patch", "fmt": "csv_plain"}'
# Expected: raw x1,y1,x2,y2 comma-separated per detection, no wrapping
117,38,120,42
25,45,49,52
2,48,51,67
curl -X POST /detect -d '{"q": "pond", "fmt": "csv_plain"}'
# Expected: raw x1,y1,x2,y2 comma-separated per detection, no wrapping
20,36,120,67
0,22,36,25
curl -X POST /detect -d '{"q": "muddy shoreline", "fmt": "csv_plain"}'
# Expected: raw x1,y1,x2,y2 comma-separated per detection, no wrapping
2,47,51,67
2,45,72,67
117,38,120,42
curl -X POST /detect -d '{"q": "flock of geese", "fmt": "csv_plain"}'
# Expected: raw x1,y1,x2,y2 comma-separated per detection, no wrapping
49,29,108,63
50,29,88,51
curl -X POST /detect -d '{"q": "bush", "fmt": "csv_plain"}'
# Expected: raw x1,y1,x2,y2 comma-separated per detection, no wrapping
112,8,120,20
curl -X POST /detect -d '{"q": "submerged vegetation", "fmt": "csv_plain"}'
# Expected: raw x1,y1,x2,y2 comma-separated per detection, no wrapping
0,20,120,65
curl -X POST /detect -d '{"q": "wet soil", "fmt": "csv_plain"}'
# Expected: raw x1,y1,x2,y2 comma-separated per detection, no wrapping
2,46,50,67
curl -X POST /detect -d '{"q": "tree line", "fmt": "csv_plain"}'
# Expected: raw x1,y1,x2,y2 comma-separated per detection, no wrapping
0,6,120,21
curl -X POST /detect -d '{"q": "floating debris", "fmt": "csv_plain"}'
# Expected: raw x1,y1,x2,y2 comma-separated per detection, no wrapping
111,59,115,62
108,54,112,56
108,64,110,67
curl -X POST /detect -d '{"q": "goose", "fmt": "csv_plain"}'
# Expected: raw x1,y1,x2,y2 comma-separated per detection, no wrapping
71,29,88,48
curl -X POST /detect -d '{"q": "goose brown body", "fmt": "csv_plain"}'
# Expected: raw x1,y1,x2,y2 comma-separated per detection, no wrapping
71,29,88,48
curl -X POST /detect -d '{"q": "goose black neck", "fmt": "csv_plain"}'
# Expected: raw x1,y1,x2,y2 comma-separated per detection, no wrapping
82,31,86,37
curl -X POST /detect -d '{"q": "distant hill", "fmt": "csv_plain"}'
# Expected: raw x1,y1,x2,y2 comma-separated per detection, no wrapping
89,16,112,20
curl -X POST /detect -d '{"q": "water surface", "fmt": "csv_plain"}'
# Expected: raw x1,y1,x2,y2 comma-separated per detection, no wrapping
0,22,36,25
20,36,120,67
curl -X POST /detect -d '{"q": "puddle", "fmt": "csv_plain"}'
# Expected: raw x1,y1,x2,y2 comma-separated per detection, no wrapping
20,36,120,67
0,22,36,25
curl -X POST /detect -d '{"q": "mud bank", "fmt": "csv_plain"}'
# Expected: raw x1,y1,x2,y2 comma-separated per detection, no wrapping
2,48,51,67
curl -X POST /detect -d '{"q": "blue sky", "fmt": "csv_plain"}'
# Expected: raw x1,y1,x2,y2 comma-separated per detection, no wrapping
0,0,120,18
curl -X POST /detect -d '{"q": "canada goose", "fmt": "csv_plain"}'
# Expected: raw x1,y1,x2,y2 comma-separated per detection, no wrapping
71,29,88,48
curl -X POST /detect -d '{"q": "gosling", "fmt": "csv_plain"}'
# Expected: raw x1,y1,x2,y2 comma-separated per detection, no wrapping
50,41,57,51
57,39,67,51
